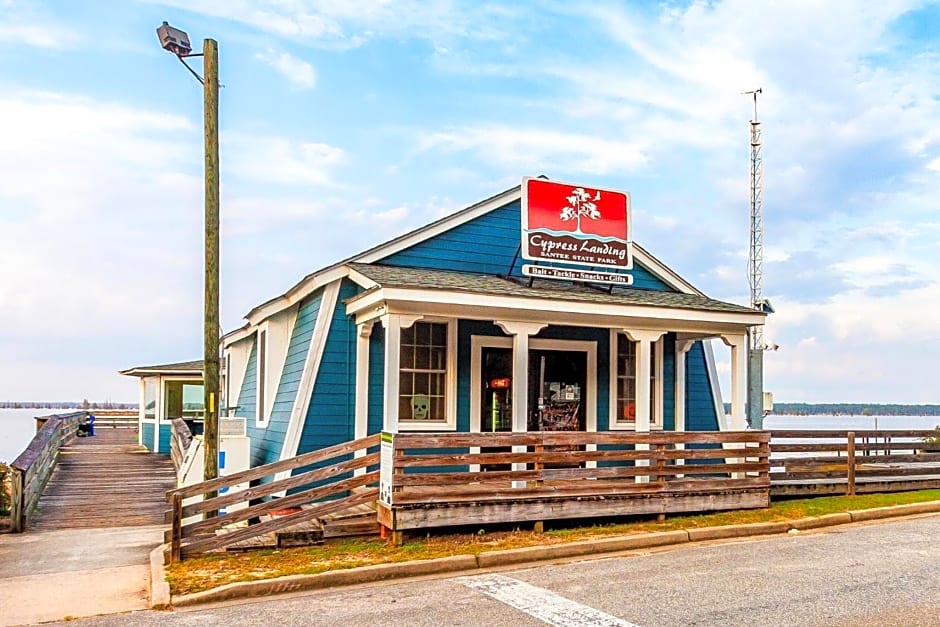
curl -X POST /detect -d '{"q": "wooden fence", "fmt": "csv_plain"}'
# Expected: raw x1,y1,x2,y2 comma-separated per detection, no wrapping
769,430,940,496
9,412,86,532
379,430,771,543
165,433,380,562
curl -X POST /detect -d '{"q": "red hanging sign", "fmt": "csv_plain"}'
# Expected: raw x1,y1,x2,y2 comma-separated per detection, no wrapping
521,177,632,270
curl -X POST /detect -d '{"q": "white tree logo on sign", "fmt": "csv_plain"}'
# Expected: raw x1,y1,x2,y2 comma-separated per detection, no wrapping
559,187,602,234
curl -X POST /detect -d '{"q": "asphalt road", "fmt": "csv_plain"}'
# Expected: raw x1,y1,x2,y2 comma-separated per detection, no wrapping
45,514,940,627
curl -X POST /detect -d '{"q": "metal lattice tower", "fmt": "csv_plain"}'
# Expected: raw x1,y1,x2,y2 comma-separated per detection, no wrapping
745,88,764,348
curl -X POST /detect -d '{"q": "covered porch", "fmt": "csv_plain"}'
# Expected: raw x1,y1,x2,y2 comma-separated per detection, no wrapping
344,263,766,441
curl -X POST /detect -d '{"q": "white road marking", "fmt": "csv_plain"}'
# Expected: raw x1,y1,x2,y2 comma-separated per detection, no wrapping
458,573,642,627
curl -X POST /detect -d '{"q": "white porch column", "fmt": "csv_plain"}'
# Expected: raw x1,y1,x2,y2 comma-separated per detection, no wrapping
721,333,748,431
495,321,547,487
624,329,665,483
354,321,374,476
674,340,695,474
381,314,400,434
138,378,146,448
381,314,423,434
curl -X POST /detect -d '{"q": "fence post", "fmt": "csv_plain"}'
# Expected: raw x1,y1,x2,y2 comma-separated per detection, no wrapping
170,492,183,563
846,432,856,496
9,468,24,533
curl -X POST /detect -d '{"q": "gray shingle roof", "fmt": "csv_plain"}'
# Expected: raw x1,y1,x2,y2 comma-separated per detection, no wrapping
119,360,203,376
347,263,760,315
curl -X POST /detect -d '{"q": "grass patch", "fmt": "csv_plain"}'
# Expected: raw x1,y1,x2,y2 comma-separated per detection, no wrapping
165,490,940,596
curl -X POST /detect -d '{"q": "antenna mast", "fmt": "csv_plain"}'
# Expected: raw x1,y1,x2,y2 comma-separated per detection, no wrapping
743,88,766,428
745,88,764,343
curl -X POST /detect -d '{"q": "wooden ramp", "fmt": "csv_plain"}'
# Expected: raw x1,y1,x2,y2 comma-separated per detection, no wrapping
30,429,176,530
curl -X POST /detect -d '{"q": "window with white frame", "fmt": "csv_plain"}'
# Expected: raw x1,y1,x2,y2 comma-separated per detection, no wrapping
614,334,661,427
398,321,448,424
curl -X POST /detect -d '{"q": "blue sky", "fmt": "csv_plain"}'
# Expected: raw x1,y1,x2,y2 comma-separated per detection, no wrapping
2,0,940,404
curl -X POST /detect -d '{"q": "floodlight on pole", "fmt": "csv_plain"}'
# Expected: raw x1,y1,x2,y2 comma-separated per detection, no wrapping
156,22,220,488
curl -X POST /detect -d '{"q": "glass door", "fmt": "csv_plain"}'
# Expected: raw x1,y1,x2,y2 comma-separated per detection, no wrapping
480,347,512,470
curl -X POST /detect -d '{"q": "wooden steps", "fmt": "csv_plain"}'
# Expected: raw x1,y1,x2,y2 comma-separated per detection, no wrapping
220,501,380,552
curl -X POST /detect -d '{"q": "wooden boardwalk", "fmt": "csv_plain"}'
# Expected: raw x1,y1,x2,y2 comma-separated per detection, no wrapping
30,429,175,530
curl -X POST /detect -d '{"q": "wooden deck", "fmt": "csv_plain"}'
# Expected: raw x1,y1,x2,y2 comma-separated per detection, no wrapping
29,428,175,530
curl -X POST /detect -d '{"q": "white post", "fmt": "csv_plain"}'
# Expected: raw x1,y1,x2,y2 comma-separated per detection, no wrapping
722,333,749,478
354,321,374,476
495,321,547,487
674,340,695,474
721,333,748,431
624,330,665,483
138,378,146,448
381,314,401,434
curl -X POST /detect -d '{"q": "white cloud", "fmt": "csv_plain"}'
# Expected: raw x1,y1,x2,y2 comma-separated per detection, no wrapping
224,134,346,186
417,126,648,176
0,2,80,49
255,48,317,89
149,0,519,50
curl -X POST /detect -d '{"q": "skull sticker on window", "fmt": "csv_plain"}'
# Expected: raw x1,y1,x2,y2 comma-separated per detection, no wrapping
411,394,430,420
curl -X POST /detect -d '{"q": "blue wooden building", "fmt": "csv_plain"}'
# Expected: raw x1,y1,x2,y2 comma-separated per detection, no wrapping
219,182,764,468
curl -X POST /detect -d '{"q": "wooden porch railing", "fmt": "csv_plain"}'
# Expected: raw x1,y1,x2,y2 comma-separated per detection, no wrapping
379,431,771,541
385,431,770,496
9,412,86,532
165,433,381,562
770,430,940,496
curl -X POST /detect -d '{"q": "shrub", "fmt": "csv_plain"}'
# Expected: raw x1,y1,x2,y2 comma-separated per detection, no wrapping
0,462,10,516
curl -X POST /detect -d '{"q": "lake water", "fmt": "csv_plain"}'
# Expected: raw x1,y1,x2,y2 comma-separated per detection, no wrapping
0,408,69,463
0,410,937,464
764,414,940,431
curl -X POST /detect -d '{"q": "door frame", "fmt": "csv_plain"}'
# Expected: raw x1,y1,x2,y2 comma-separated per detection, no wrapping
470,335,598,470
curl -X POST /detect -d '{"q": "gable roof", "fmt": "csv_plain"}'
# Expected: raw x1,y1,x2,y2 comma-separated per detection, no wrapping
347,263,757,315
224,181,711,342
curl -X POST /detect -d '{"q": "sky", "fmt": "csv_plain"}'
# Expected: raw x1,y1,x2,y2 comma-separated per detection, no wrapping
2,0,940,405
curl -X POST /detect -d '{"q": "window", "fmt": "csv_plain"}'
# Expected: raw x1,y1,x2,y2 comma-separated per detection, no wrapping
164,381,205,420
257,329,267,424
614,334,661,427
399,321,448,423
144,379,156,420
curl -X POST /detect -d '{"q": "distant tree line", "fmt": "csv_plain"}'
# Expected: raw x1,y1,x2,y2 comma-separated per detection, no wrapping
725,403,940,416
0,400,138,410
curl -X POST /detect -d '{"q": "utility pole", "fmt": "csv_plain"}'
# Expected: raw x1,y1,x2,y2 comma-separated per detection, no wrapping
157,25,222,487
743,88,766,429
203,38,220,484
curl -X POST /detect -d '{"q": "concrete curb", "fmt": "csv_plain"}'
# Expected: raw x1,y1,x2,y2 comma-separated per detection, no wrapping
149,546,170,608
172,554,478,607
166,500,940,608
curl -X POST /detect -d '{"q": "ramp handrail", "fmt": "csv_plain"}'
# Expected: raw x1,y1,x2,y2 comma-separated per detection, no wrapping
9,411,86,532
169,418,194,473
166,433,381,562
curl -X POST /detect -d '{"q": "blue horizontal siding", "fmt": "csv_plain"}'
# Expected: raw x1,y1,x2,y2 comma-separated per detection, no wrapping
378,199,675,292
686,341,720,431
157,424,172,456
297,280,360,455
662,333,676,431
141,422,155,453
260,294,323,465
367,324,385,435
